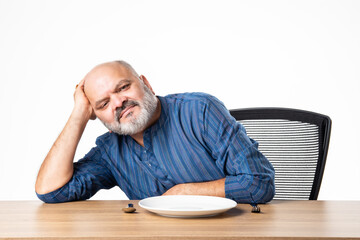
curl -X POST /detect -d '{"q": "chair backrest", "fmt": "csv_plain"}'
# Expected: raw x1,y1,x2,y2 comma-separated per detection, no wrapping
229,108,331,200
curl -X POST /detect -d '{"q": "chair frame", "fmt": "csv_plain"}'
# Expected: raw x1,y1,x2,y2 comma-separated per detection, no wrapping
229,107,332,200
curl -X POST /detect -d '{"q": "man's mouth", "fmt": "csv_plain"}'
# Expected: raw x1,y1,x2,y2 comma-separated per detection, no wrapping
115,100,140,122
119,105,136,119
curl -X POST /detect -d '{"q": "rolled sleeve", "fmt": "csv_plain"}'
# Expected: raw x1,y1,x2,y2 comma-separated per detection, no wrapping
36,147,116,203
202,95,275,203
224,142,275,203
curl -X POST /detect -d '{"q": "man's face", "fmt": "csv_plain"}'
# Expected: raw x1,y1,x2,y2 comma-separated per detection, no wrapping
84,64,158,135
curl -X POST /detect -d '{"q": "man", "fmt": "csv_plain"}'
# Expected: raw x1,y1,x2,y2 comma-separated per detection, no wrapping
35,60,275,204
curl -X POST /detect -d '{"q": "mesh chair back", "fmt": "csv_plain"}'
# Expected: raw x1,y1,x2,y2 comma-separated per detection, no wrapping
230,108,331,200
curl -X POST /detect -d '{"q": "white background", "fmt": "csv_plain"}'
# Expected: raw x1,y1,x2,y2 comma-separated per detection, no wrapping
0,0,359,201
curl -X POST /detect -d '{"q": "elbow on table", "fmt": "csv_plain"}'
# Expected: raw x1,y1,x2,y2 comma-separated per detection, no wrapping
35,182,55,199
35,187,72,204
252,173,276,204
255,168,276,204
242,185,275,204
226,174,275,204
35,174,74,203
36,192,56,203
35,184,59,203
35,181,71,204
256,180,275,204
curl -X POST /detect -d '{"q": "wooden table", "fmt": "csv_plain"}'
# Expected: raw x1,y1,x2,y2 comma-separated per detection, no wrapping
1,200,359,239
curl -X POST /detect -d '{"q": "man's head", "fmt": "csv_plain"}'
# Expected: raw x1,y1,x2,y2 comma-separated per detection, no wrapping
84,60,158,135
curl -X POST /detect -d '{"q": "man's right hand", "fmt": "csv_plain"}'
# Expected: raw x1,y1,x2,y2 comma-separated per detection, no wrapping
73,78,96,121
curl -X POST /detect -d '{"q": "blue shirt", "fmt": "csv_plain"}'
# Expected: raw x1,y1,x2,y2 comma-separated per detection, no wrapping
37,93,275,203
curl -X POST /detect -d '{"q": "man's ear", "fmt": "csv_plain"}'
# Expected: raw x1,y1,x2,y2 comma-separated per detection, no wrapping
139,75,155,95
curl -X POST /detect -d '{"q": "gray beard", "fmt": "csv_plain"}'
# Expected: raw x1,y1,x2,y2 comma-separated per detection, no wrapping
101,84,158,135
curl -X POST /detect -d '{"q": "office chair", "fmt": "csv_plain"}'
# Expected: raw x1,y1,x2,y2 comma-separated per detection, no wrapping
230,108,331,200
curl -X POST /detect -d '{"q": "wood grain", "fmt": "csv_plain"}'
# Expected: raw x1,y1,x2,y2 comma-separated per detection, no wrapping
0,200,359,239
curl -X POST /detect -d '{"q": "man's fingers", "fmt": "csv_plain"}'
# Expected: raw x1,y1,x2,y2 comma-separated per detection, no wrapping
75,78,86,90
73,78,96,121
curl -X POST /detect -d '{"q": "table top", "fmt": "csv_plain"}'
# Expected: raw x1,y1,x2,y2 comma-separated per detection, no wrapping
1,200,360,239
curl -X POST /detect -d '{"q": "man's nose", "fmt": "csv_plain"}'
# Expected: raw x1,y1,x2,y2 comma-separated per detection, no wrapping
111,95,126,112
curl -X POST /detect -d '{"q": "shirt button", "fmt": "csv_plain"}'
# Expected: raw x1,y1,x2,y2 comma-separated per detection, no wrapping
144,150,147,153
148,163,151,167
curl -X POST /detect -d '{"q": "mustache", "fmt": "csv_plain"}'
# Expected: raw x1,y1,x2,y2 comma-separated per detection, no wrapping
115,100,139,122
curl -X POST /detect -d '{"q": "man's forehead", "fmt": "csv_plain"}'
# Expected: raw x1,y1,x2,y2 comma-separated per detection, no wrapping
85,63,130,88
84,64,136,102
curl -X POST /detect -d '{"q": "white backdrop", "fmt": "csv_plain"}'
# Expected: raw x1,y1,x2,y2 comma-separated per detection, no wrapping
0,0,359,201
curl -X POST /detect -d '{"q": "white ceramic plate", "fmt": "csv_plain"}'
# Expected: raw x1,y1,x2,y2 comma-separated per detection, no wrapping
139,195,237,218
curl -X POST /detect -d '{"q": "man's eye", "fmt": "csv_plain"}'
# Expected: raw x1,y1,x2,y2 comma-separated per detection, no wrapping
118,84,130,92
101,102,109,109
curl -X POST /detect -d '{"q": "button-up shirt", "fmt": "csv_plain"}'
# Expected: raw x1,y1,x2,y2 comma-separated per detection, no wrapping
37,92,275,203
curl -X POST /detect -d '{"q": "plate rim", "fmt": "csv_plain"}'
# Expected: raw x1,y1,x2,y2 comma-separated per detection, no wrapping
138,195,237,213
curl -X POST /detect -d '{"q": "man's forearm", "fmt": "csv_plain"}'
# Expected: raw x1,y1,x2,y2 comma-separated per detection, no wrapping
162,178,226,197
35,109,89,195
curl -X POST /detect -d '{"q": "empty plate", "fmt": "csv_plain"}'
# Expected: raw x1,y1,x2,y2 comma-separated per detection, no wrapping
139,195,237,218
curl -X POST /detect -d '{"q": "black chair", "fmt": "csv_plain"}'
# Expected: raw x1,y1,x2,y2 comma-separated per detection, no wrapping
230,108,331,200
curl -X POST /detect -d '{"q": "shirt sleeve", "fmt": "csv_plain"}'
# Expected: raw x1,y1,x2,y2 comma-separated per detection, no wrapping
36,146,117,203
202,95,275,204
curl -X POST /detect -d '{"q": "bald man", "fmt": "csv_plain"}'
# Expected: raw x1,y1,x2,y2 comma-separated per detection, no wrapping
35,60,275,204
